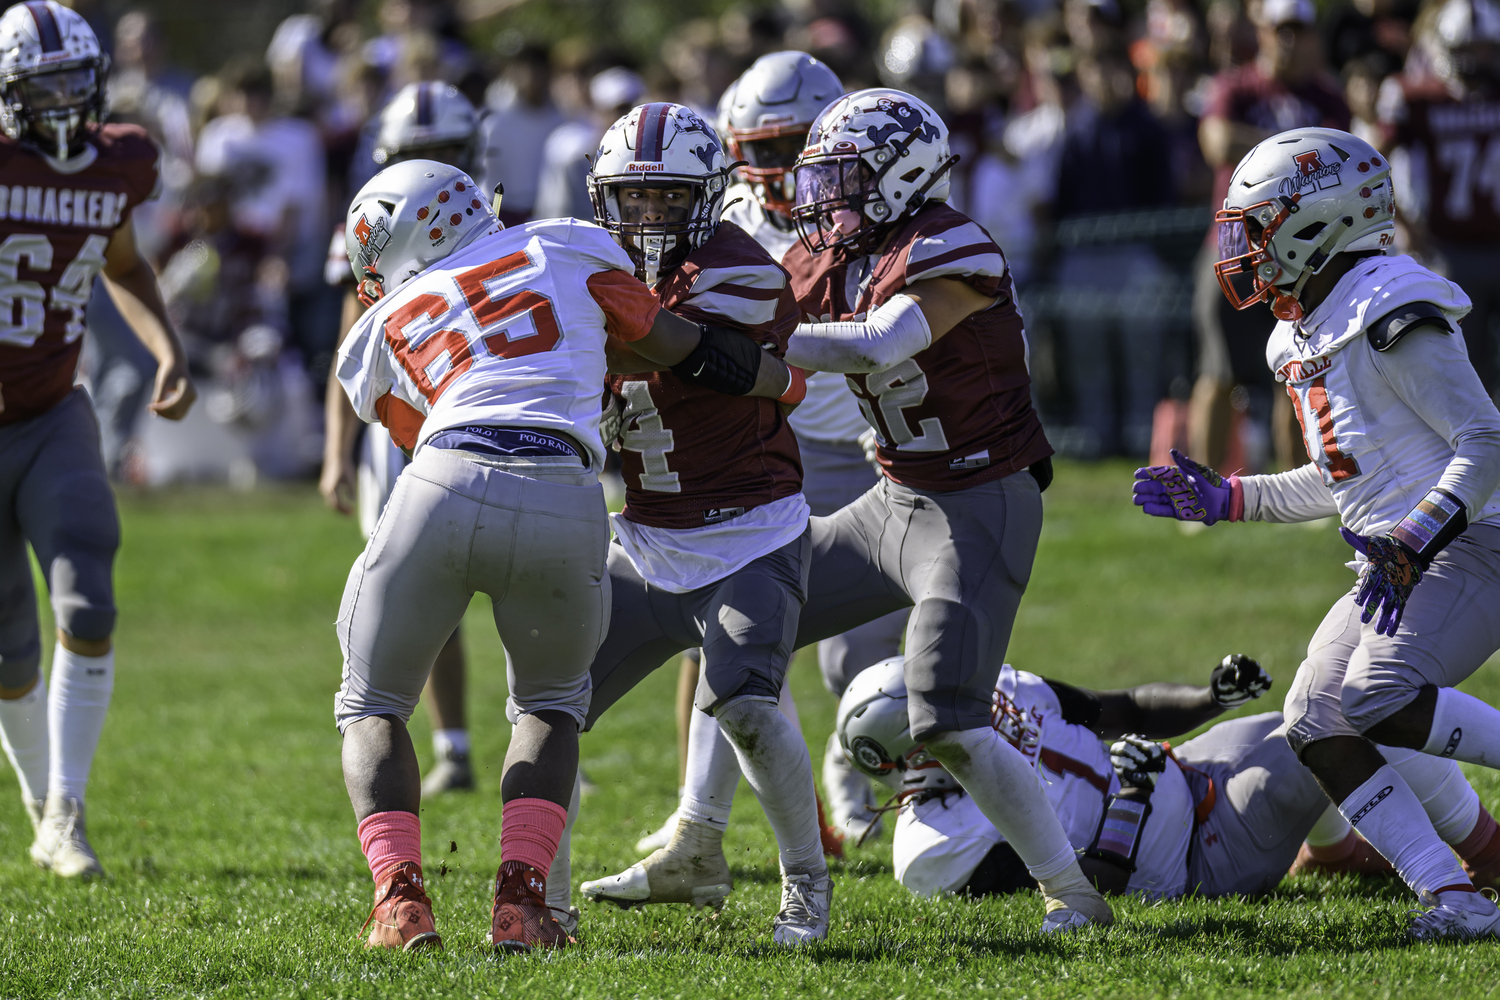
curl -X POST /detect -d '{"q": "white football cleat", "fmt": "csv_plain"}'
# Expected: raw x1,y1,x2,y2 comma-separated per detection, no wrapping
634,806,682,854
772,870,833,945
822,734,883,842
581,819,731,909
1040,885,1114,933
30,797,103,879
1408,889,1500,942
24,798,42,833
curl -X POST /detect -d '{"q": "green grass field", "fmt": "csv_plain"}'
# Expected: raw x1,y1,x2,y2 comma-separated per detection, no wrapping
2,460,1498,999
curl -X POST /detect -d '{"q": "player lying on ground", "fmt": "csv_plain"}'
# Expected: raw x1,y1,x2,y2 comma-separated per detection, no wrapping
564,102,838,946
319,81,483,799
588,88,1114,935
836,657,1500,900
1134,126,1500,940
332,158,797,953
0,0,196,879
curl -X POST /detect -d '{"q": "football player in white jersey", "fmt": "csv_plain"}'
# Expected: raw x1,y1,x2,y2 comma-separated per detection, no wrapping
839,656,1500,903
1134,126,1500,940
318,81,483,797
332,159,797,953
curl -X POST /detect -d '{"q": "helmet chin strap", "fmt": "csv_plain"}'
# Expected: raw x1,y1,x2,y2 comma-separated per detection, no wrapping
640,232,674,288
1269,216,1355,323
53,117,69,161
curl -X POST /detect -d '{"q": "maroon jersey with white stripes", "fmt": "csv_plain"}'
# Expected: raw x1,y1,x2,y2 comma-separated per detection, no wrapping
1381,77,1500,246
0,123,160,425
782,202,1051,491
609,221,803,529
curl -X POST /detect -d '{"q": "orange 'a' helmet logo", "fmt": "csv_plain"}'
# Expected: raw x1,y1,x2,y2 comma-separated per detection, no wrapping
353,214,374,247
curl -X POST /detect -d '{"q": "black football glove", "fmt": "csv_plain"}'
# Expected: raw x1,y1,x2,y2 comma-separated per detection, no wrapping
1110,735,1167,790
1210,654,1272,709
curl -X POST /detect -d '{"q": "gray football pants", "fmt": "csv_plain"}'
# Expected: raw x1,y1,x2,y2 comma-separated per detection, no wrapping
798,435,907,697
0,388,118,689
583,529,811,727
1175,712,1329,898
794,470,1043,740
1284,521,1500,755
334,447,610,733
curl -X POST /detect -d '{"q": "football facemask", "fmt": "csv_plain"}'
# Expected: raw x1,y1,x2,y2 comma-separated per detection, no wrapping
791,157,887,254
1214,195,1305,321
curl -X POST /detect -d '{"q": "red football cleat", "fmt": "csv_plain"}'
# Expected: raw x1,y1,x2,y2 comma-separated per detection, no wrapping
491,861,572,953
1289,830,1394,879
362,862,442,951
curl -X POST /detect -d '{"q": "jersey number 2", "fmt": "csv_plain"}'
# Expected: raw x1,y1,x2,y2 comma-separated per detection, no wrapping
382,248,560,403
849,358,950,452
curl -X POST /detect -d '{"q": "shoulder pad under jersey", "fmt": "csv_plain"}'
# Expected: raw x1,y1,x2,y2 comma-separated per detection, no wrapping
1367,301,1450,352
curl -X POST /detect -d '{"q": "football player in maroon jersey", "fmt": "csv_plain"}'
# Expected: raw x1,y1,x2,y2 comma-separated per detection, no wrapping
0,1,195,878
777,88,1114,933
569,103,834,945
1378,0,1500,396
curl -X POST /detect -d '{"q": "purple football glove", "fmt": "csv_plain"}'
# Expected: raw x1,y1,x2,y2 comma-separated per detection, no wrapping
1341,528,1423,637
1132,449,1240,525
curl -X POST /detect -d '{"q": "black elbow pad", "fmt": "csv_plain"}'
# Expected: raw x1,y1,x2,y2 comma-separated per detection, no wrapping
670,323,764,396
1367,301,1450,352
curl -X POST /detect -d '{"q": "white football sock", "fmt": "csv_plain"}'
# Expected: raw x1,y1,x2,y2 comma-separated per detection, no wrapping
1304,803,1352,848
432,728,469,758
716,697,824,875
1338,764,1474,900
546,772,581,914
47,644,114,803
1382,746,1481,844
679,705,742,833
1421,688,1500,769
927,726,1081,884
0,674,49,805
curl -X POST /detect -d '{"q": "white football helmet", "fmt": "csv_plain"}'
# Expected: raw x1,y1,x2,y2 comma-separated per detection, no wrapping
373,81,479,171
345,159,497,306
1215,127,1396,321
791,87,956,254
0,0,107,161
717,51,843,218
589,102,731,286
836,657,936,778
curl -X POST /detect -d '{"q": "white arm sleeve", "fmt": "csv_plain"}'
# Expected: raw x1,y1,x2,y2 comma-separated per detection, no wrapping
783,293,932,374
1239,462,1340,523
1374,328,1500,519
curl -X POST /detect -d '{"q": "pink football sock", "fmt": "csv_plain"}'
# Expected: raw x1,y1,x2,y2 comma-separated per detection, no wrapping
357,810,422,884
501,797,569,877
1455,805,1500,867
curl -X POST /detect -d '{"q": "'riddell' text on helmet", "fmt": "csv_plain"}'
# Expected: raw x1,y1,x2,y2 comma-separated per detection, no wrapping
373,81,480,172
1215,127,1396,321
589,102,731,286
0,1,108,162
717,51,843,218
791,87,957,255
345,160,498,306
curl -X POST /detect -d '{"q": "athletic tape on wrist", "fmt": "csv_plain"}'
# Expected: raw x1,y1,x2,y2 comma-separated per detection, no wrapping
1084,790,1152,872
1390,488,1467,566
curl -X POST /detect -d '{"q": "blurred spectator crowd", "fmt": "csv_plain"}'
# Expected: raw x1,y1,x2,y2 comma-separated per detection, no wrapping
79,0,1500,483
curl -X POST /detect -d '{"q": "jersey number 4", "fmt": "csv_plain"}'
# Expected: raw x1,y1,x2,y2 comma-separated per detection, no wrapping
1290,378,1360,482
0,233,109,348
849,358,950,452
381,248,560,403
1437,136,1500,220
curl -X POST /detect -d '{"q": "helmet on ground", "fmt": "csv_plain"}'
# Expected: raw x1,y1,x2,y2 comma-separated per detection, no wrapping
0,1,108,161
345,159,497,306
373,81,479,172
1215,127,1395,321
836,657,933,778
589,102,731,286
791,87,956,254
717,51,843,218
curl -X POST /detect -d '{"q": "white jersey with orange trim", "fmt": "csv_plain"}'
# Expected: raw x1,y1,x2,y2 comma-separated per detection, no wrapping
336,218,657,472
723,181,868,444
894,664,1194,900
1262,253,1500,534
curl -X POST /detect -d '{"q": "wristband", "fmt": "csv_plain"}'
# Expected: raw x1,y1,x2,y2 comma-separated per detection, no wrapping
1083,788,1152,873
1228,475,1244,522
1390,488,1467,568
778,366,807,405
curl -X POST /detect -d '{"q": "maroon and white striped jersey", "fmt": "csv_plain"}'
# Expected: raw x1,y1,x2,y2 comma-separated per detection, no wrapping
782,203,1052,492
0,124,160,425
609,221,803,530
1379,77,1500,246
